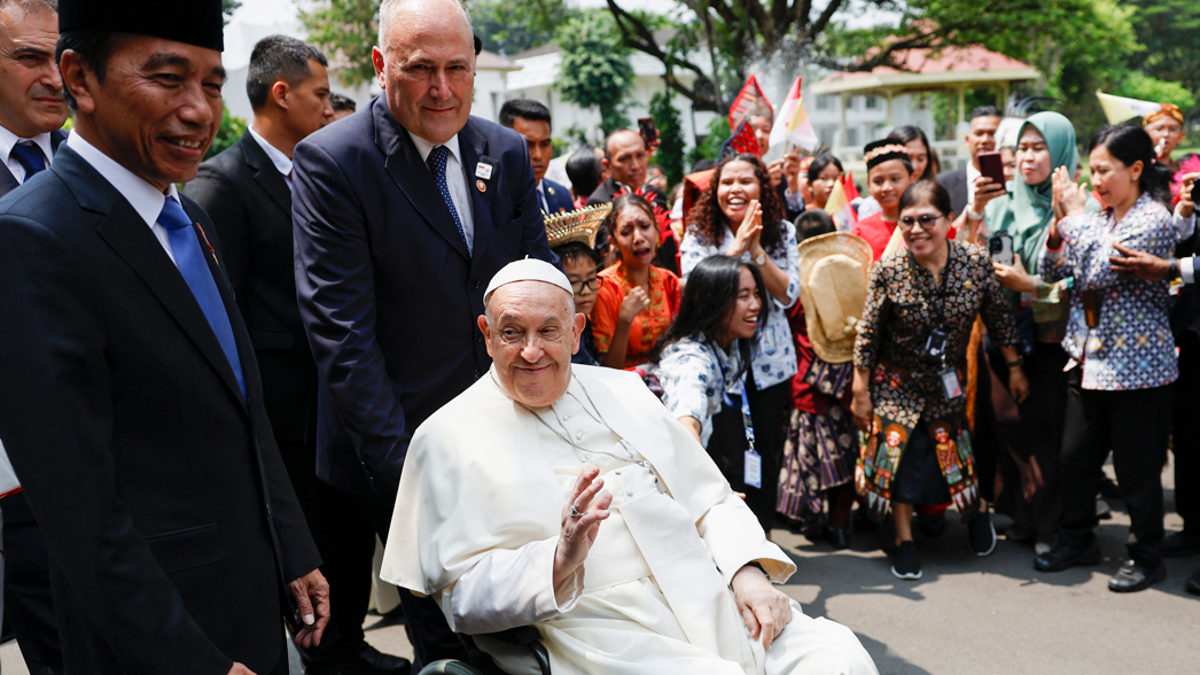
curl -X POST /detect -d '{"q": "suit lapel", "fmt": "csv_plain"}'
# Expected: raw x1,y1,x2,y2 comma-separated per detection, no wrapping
373,98,470,260
238,131,291,215
0,165,18,197
459,119,495,271
52,150,248,409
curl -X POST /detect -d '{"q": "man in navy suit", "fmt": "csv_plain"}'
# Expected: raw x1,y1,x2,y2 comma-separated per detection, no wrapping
0,2,72,673
499,98,572,213
291,0,556,667
0,1,328,673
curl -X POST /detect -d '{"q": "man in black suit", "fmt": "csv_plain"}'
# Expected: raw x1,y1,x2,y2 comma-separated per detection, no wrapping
188,36,408,675
936,105,1004,219
0,2,329,674
587,128,667,209
0,2,68,673
499,98,572,213
291,0,556,667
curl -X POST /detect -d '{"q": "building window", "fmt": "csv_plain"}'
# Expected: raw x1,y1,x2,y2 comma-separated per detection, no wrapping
846,127,859,146
815,94,831,111
865,95,879,110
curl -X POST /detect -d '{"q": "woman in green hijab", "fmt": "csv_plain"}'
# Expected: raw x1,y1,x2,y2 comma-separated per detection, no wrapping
975,112,1096,551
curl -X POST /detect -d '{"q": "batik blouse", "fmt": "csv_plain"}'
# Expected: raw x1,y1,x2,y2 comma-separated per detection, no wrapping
854,241,1018,428
679,220,801,390
656,337,744,447
592,264,681,369
1041,192,1178,391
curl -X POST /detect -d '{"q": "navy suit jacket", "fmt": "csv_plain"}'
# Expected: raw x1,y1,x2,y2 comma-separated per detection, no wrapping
0,147,319,675
292,96,556,502
0,128,67,198
541,177,573,213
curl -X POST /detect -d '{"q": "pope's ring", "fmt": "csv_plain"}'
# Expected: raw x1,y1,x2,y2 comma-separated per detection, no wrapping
569,504,583,519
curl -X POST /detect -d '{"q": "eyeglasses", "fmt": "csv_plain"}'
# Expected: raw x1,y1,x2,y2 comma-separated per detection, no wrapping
570,275,604,293
898,214,944,231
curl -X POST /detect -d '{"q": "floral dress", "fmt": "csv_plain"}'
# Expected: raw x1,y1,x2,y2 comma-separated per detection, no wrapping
656,338,743,447
591,264,681,369
853,241,1019,518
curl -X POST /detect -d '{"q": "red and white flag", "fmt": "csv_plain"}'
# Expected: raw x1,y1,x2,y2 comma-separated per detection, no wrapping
769,76,819,151
728,75,773,131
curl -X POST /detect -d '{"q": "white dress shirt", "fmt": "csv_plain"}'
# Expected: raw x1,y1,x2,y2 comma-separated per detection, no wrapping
0,125,55,185
248,124,293,189
965,161,982,213
67,133,183,265
407,130,474,252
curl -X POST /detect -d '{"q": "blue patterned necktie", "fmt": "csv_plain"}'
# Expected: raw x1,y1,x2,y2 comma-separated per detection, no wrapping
426,145,468,247
158,196,247,400
10,142,46,180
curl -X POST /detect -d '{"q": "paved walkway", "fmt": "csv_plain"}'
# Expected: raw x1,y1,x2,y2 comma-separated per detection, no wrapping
2,462,1194,673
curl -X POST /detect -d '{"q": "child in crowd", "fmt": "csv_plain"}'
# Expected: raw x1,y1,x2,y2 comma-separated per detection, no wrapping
554,240,603,365
851,140,916,261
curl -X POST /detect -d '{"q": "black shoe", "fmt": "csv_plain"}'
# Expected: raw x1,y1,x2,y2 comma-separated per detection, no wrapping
968,512,997,557
917,512,946,538
1162,530,1200,558
342,644,412,675
825,526,851,550
1108,559,1166,593
891,541,922,580
853,507,881,532
1034,539,1101,572
1099,476,1122,500
1185,567,1200,596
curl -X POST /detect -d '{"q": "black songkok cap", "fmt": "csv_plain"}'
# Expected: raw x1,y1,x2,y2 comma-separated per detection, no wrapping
862,139,909,172
59,0,225,52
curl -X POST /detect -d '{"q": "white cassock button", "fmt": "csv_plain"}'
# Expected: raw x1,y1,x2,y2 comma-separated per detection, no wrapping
626,490,634,497
562,413,572,421
575,430,585,441
614,470,622,476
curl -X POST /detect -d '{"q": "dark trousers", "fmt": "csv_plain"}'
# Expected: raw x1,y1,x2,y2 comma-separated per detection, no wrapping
708,379,790,532
1172,331,1200,531
3,491,62,675
1059,369,1173,567
278,439,377,666
358,493,467,671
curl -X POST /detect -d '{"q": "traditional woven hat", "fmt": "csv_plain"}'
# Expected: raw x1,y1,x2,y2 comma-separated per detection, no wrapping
544,203,611,249
796,232,873,363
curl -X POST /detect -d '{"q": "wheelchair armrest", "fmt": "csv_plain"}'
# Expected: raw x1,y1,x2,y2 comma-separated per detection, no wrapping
477,627,551,675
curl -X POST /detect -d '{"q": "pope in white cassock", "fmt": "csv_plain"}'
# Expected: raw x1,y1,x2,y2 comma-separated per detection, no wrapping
381,259,878,675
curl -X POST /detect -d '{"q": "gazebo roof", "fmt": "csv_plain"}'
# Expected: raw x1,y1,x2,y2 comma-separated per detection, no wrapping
812,45,1038,95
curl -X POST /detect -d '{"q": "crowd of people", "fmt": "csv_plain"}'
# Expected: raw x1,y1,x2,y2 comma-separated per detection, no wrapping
0,0,1193,673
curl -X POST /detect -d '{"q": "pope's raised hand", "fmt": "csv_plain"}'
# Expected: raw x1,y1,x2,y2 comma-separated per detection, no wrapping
553,464,613,588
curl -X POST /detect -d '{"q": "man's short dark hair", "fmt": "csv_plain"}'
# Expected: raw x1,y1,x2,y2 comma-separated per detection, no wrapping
56,30,127,110
329,92,356,113
499,98,551,129
968,106,1003,122
246,35,328,111
566,148,603,198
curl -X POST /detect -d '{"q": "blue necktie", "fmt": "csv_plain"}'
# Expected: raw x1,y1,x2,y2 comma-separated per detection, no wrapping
10,142,45,180
158,196,247,400
426,145,468,248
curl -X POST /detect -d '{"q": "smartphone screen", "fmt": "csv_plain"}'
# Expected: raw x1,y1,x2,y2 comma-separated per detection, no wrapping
637,117,657,148
978,151,1007,194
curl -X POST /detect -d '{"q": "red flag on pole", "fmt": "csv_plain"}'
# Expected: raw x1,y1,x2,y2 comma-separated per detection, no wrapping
728,75,773,131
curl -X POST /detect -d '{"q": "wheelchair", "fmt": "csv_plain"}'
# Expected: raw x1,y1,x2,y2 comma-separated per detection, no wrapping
418,627,551,675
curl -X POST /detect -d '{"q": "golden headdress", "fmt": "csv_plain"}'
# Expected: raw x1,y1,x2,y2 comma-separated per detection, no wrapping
544,203,612,249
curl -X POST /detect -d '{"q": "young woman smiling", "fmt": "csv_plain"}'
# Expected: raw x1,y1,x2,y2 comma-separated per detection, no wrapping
591,193,681,369
1035,123,1178,593
852,181,1027,580
653,256,777,530
681,154,801,531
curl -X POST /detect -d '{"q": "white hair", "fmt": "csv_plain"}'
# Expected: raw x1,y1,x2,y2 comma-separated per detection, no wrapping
378,0,473,53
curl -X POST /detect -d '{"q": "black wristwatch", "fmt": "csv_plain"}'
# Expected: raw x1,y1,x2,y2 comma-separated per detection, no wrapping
1168,257,1180,281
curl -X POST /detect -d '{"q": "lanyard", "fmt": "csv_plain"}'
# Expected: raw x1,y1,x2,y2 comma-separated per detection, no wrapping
738,379,756,452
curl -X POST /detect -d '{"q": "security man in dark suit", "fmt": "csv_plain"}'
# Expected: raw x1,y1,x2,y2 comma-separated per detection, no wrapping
0,2,329,674
0,2,68,673
291,0,556,668
187,35,409,675
936,105,1004,219
498,98,572,213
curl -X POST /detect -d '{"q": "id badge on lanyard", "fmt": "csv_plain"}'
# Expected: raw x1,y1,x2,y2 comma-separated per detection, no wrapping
739,380,762,488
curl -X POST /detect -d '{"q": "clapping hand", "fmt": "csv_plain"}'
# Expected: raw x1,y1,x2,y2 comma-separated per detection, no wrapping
726,199,764,257
553,465,612,587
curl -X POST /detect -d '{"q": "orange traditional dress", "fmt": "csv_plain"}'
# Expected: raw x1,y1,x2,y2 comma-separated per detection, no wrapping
592,264,681,369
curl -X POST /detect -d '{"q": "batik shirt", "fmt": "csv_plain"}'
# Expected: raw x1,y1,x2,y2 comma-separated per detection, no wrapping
1041,192,1178,391
656,338,744,447
592,264,681,369
854,241,1018,428
679,220,801,390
